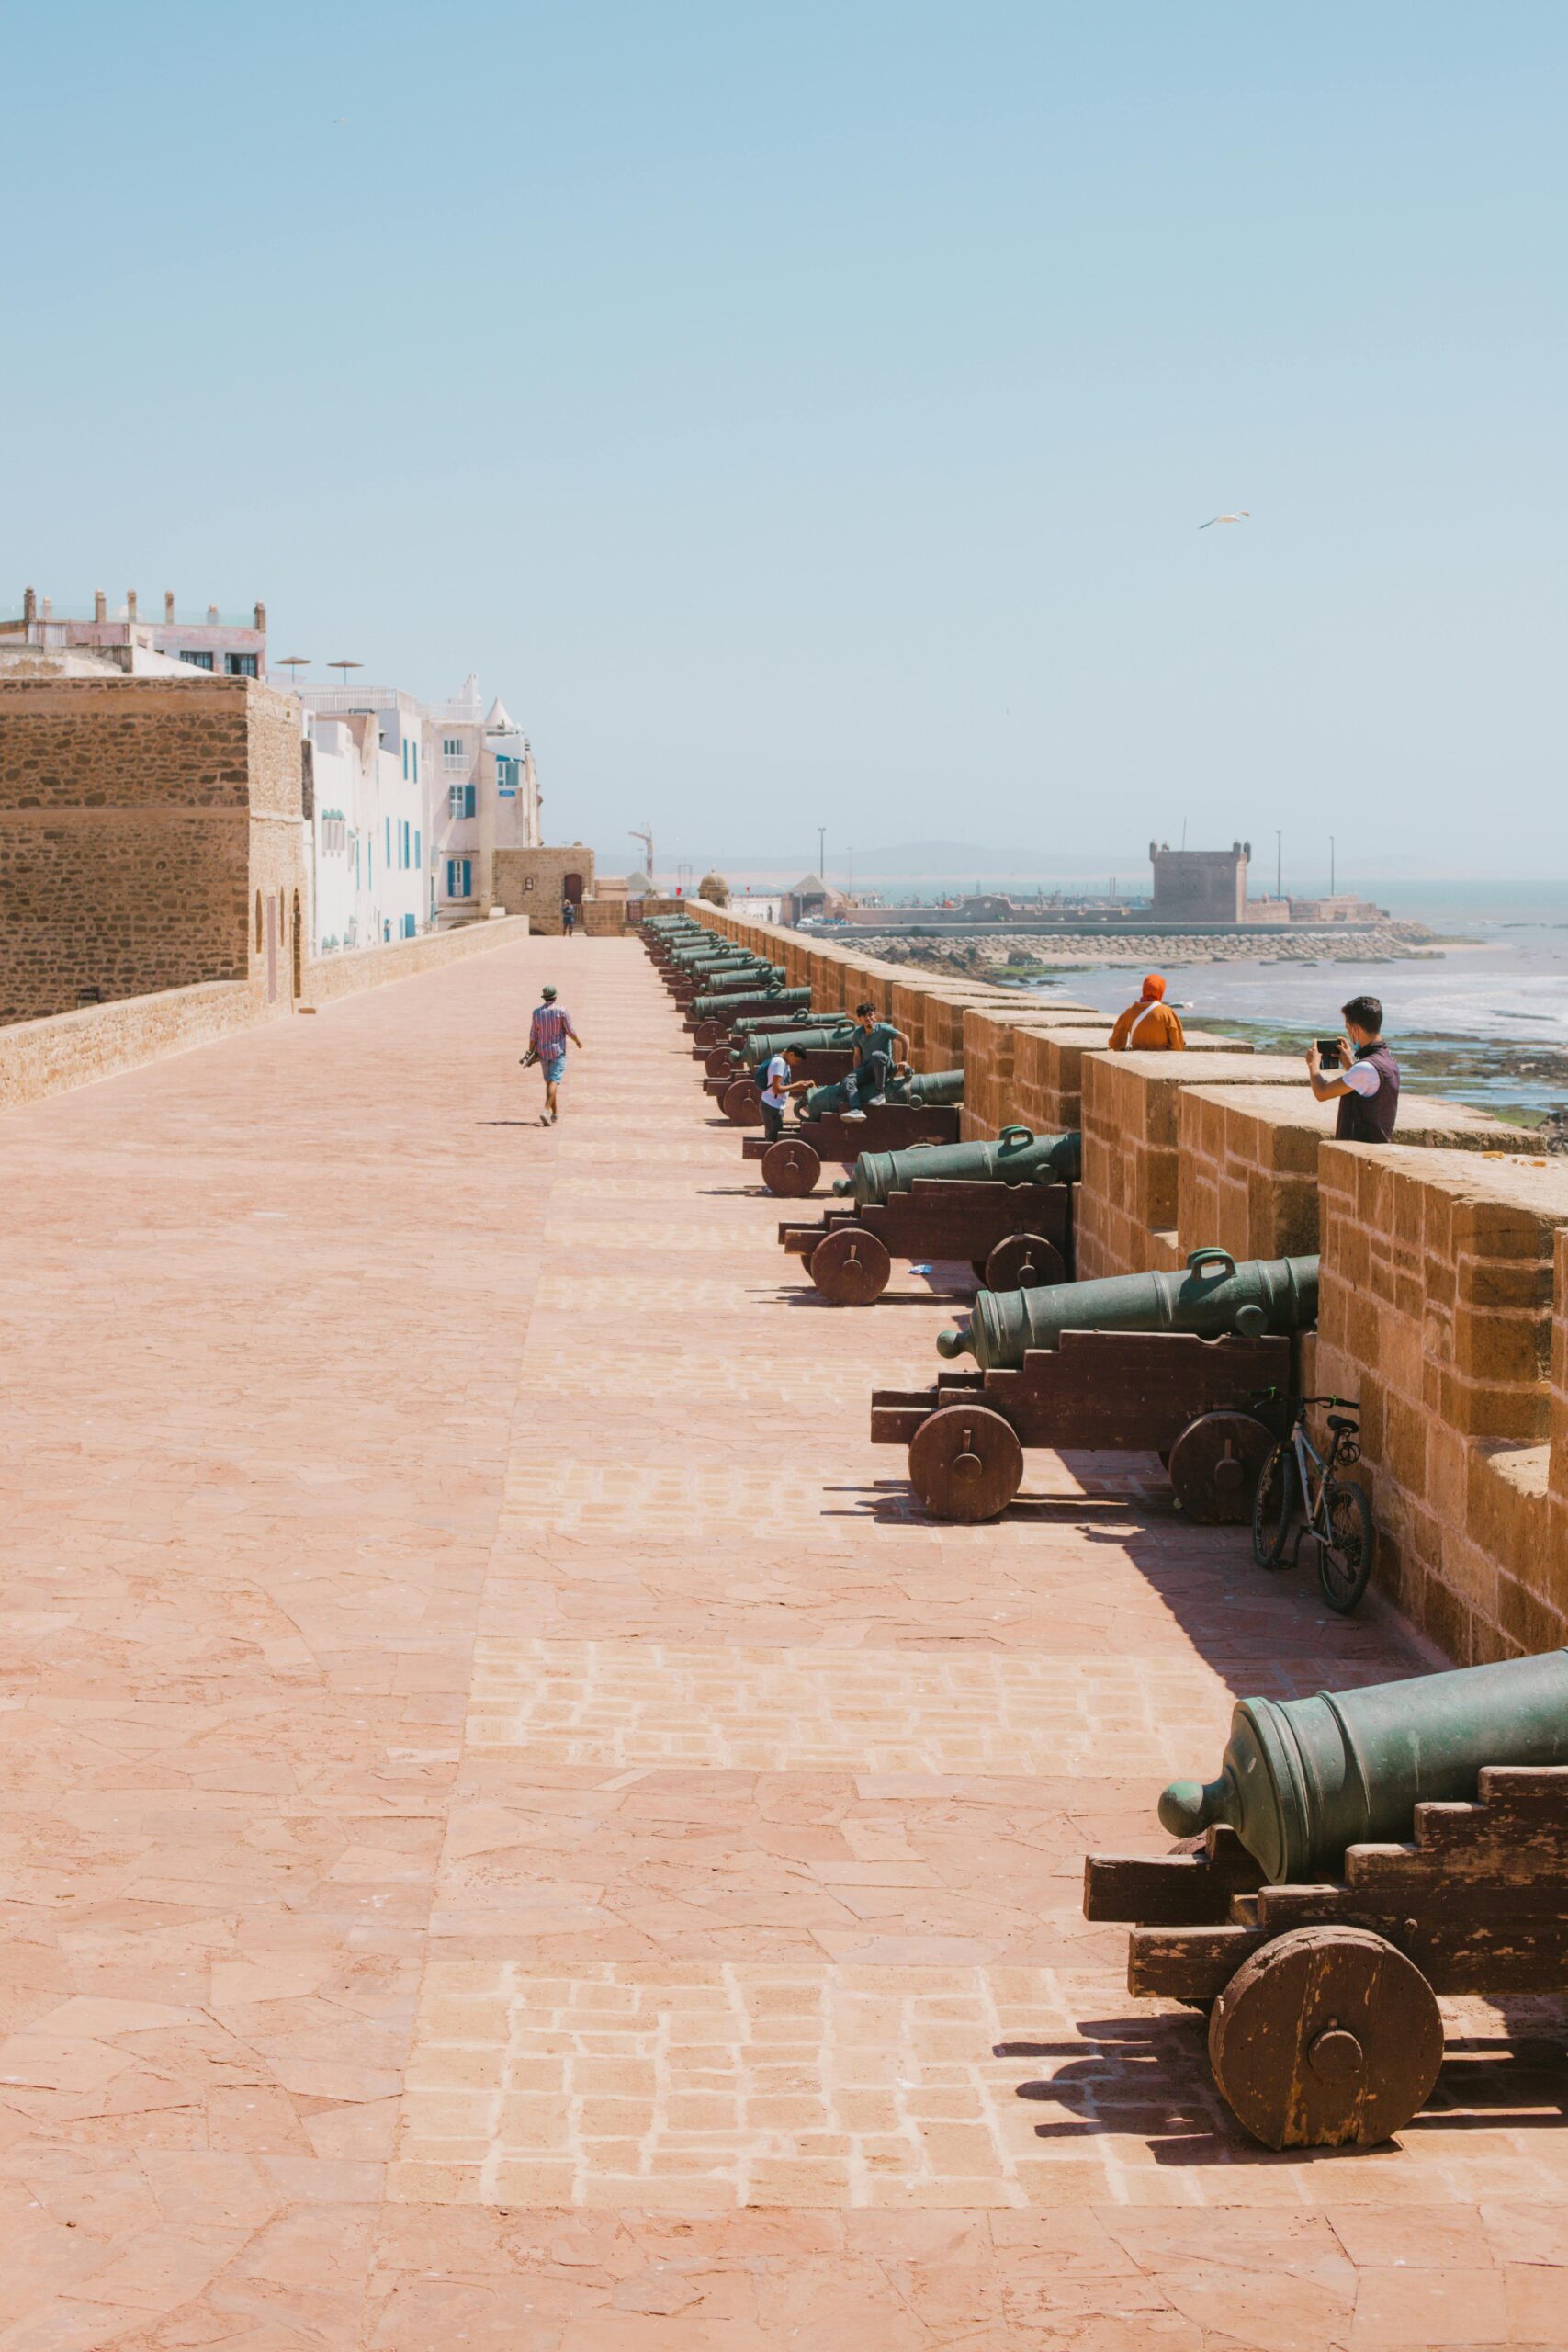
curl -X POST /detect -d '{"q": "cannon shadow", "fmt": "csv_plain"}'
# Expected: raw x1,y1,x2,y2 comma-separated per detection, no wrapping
994,2007,1568,2165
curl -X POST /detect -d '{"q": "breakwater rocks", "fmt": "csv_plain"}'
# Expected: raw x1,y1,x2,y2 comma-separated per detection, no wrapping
866,922,1438,982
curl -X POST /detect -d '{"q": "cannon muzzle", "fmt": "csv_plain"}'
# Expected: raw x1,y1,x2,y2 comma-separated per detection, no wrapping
844,1125,1080,1210
947,1246,1318,1370
1159,1650,1568,1881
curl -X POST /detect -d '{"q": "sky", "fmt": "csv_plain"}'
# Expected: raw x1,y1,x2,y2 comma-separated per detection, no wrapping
3,2,1565,887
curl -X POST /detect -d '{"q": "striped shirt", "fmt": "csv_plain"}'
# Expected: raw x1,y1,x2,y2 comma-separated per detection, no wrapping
530,1003,571,1057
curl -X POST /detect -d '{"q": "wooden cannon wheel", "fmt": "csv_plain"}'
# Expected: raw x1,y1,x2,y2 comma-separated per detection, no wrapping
694,1019,726,1048
1167,1410,1275,1523
908,1402,1024,1521
982,1232,1066,1292
723,1079,762,1125
807,1225,890,1305
1208,1926,1443,2150
706,1046,735,1077
761,1137,822,1197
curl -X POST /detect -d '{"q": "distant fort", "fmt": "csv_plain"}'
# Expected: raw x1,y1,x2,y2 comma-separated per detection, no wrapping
812,840,1390,939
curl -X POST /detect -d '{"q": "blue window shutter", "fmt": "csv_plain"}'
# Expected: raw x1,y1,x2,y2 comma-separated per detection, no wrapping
414,829,421,868
402,741,409,780
412,742,419,782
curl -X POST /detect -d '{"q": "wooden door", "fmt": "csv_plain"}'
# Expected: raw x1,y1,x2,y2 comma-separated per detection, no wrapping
265,896,277,1001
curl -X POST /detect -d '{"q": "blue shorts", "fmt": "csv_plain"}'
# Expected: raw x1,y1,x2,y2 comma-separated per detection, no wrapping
543,1052,567,1084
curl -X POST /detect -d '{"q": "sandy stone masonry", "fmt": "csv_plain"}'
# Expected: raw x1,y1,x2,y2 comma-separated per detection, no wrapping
0,672,309,1023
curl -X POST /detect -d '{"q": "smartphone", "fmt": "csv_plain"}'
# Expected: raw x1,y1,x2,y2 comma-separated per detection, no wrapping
1315,1037,1344,1068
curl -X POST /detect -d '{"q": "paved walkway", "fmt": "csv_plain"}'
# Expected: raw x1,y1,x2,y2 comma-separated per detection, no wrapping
2,936,1565,2348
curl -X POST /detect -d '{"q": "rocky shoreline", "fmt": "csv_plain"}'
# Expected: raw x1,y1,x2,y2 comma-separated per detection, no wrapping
864,920,1440,981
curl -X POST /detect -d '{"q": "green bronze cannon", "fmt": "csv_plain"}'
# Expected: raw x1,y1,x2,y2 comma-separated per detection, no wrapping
736,1021,854,1067
798,1067,964,1119
1079,1648,1568,2153
835,1124,1080,1209
1160,1649,1568,1883
938,1246,1316,1369
690,981,797,1022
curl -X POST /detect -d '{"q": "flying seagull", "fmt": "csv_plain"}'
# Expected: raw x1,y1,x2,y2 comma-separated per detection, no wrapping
1199,510,1250,529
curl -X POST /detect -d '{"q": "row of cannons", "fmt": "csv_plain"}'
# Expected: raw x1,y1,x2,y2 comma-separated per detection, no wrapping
645,913,1568,2154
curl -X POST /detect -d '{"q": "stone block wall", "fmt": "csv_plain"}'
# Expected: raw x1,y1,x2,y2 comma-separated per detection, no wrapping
1075,1047,1284,1279
1314,1148,1568,1664
1177,1087,1540,1265
0,674,306,1023
491,846,596,933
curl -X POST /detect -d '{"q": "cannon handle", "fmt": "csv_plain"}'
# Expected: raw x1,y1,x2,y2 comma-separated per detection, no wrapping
1186,1247,1238,1282
999,1125,1033,1148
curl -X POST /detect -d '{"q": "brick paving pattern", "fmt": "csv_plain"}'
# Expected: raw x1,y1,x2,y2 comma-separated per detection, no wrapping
3,933,1567,2346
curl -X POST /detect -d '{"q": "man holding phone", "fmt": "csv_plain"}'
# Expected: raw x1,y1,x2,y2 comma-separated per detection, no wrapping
1306,993,1400,1143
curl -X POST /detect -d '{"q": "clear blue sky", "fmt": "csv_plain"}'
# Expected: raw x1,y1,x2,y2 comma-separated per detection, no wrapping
5,3,1564,884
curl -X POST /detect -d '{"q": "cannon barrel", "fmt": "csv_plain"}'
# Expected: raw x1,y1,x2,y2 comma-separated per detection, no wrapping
700,987,811,1028
799,1067,964,1119
938,1246,1316,1368
738,1023,856,1068
689,980,792,1018
728,1005,838,1036
1158,1649,1568,1883
834,1124,1080,1208
669,945,753,971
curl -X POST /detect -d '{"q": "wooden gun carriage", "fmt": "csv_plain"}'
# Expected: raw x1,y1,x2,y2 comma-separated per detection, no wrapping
870,1328,1290,1519
779,1176,1074,1306
1084,1766,1568,2149
741,1101,963,1195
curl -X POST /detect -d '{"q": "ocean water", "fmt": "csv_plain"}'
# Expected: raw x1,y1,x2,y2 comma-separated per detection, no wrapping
1015,880,1568,1118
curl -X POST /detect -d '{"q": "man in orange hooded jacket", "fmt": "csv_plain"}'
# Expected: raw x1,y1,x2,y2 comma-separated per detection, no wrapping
1109,973,1186,1051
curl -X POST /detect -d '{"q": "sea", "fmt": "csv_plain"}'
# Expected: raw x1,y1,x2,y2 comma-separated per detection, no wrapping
1008,879,1568,1123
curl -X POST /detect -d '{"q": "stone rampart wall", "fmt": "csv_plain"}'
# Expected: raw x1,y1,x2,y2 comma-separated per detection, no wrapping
0,918,534,1114
300,916,533,1006
0,674,306,1023
670,899,1560,1660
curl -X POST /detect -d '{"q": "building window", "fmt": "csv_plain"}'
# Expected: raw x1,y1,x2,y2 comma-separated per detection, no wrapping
402,820,411,868
402,741,409,780
180,650,215,671
443,736,463,760
412,741,419,783
446,857,473,899
225,652,258,678
448,783,476,819
414,828,421,870
385,818,391,862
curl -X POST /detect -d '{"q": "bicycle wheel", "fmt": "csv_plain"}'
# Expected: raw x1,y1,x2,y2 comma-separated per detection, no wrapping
1251,1442,1296,1569
1319,1480,1373,1615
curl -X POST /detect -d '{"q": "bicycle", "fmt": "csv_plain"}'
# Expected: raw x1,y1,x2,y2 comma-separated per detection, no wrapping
1251,1394,1373,1615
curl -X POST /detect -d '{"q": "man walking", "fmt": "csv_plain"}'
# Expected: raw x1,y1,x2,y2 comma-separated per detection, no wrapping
840,1001,912,1122
561,894,577,939
1109,973,1185,1051
1306,993,1400,1142
524,983,581,1125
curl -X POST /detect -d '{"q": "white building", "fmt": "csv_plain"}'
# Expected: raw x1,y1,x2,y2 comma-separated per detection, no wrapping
297,673,539,946
426,673,541,924
1,585,267,676
305,705,424,952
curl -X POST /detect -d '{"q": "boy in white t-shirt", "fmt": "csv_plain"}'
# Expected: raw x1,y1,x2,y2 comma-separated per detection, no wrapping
760,1042,807,1141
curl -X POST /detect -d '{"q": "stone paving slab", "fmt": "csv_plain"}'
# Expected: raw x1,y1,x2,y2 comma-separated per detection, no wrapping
2,936,1566,2346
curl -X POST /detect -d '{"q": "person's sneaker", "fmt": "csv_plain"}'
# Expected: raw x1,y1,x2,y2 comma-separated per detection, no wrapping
841,1108,868,1122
